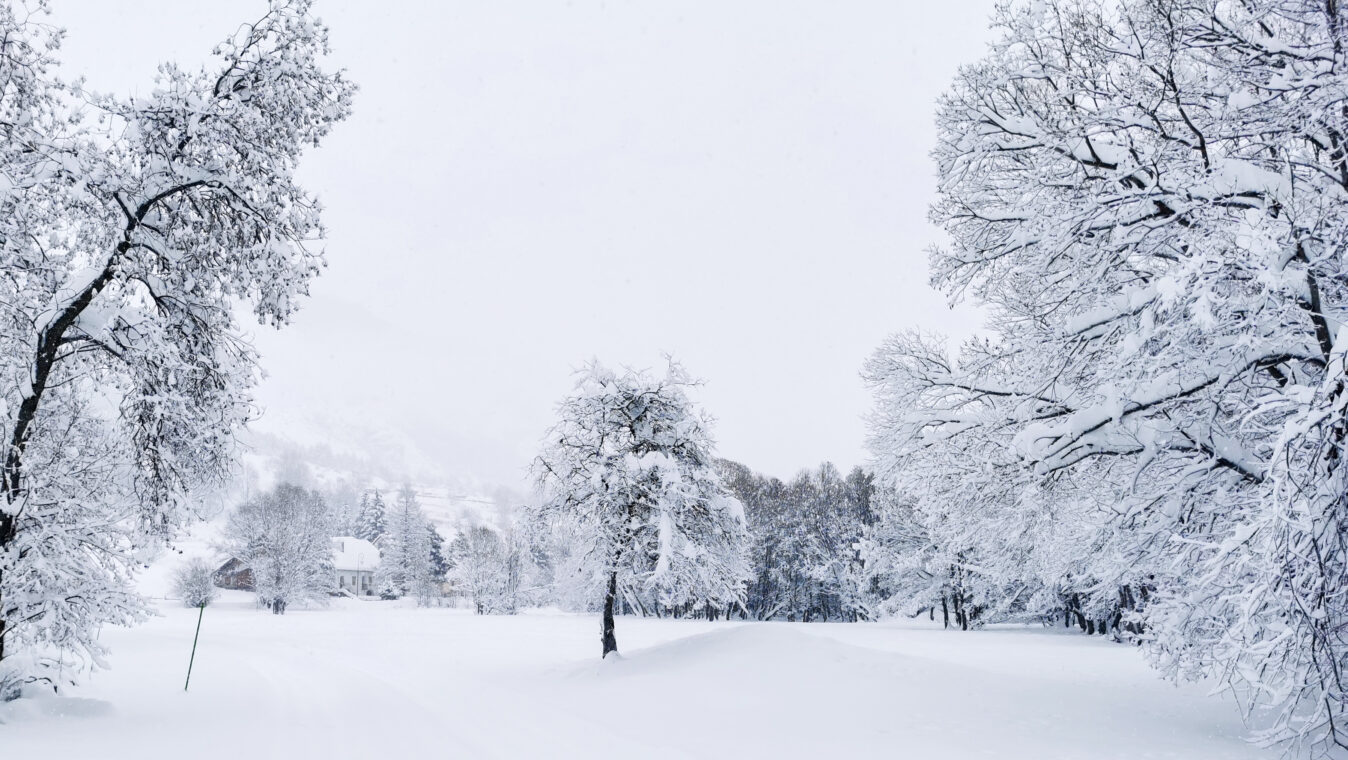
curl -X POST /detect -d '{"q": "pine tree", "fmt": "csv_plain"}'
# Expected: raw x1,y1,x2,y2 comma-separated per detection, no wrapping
373,485,436,605
427,522,449,583
355,490,387,542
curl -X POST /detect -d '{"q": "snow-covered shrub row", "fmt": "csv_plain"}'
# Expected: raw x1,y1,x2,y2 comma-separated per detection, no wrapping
864,0,1348,754
0,0,352,696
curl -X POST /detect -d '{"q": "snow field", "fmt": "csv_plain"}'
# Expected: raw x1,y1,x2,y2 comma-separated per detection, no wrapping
1,597,1272,759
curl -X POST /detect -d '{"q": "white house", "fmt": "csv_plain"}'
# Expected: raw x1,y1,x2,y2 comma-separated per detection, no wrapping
332,537,380,596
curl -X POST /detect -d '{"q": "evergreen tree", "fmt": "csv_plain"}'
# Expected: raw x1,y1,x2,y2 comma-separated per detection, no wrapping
373,485,436,605
355,489,387,542
427,521,449,583
324,481,362,537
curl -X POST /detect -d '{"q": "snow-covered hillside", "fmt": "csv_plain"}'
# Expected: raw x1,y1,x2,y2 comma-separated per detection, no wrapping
233,418,519,537
0,599,1275,759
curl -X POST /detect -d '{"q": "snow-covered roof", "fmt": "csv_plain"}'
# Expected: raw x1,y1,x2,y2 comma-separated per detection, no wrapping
331,537,380,571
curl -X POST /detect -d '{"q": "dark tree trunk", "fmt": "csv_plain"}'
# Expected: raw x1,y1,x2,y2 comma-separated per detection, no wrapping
0,254,121,671
0,510,10,664
601,571,618,658
941,595,949,629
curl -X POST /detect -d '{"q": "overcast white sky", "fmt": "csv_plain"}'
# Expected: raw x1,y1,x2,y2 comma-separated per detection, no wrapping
51,1,994,487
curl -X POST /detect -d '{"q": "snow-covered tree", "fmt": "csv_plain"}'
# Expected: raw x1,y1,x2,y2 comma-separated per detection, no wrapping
427,520,449,584
718,460,874,622
172,558,218,609
863,333,1108,632
373,485,436,605
447,524,519,614
0,0,352,693
534,361,749,657
354,489,386,542
223,484,334,614
323,480,362,537
517,505,597,613
865,0,1348,753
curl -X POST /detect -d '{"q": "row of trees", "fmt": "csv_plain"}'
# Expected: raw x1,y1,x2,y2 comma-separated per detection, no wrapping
861,0,1348,755
474,362,878,655
237,444,879,633
434,367,880,649
718,461,873,622
227,481,450,611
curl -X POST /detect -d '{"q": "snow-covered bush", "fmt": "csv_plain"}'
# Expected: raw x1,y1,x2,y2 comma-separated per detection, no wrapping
172,558,218,609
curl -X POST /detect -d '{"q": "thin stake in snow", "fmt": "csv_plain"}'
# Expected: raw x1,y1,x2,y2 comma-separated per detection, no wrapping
184,603,205,693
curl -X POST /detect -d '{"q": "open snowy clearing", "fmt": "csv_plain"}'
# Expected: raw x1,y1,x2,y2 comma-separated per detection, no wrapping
1,594,1274,759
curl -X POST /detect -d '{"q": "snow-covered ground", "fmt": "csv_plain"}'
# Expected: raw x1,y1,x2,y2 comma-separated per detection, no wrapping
1,595,1274,759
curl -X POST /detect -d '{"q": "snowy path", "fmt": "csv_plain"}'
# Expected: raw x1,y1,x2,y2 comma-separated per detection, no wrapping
1,597,1274,759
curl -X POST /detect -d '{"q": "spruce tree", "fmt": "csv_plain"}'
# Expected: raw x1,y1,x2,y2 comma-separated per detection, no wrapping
355,489,387,542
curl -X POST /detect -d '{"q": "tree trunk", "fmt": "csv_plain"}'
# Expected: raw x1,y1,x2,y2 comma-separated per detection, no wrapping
0,510,10,664
941,595,949,629
601,571,618,658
